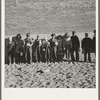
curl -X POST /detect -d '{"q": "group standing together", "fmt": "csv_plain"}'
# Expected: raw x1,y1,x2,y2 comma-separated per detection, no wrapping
5,30,96,64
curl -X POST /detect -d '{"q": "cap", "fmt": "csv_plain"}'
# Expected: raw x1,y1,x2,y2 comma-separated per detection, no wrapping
51,33,55,37
85,33,88,36
26,33,30,37
72,31,76,34
17,34,21,38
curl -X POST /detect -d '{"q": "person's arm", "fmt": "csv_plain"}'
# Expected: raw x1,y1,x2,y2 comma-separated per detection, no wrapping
81,39,83,49
77,36,80,48
70,39,72,50
90,38,92,49
81,39,84,54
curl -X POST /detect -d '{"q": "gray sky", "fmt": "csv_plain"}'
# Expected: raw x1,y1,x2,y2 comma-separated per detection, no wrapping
5,0,96,35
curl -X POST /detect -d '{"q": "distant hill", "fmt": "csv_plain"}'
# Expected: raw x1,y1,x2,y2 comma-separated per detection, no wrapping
5,0,96,36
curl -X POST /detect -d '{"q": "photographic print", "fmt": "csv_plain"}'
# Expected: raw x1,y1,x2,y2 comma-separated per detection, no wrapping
4,0,96,88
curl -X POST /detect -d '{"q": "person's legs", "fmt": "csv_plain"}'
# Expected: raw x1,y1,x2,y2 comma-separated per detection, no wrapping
76,50,79,61
53,49,55,63
65,49,68,61
50,49,52,62
15,53,19,64
84,51,87,62
45,49,48,63
53,47,57,62
38,47,42,63
8,52,11,64
29,48,32,63
47,49,50,63
35,47,38,63
68,49,71,62
25,49,28,63
50,48,54,62
71,49,75,61
42,51,45,62
88,51,91,62
18,53,20,64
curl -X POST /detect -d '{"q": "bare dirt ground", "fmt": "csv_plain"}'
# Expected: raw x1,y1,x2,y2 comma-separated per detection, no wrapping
5,54,96,88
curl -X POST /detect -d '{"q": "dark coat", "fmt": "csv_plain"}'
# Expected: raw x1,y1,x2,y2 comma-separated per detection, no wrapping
5,38,10,64
57,39,64,62
92,36,96,53
62,37,72,50
49,38,58,62
82,37,92,51
57,39,63,55
71,35,80,50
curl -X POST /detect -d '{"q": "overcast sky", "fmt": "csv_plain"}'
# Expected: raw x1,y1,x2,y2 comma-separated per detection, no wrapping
5,0,96,35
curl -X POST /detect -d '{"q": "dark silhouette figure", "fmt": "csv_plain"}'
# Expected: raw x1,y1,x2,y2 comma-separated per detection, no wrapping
82,33,92,62
92,30,96,55
71,31,80,61
56,35,64,62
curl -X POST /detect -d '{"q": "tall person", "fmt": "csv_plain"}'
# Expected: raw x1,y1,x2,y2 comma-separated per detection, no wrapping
41,37,50,63
14,34,22,64
63,33,72,63
49,33,58,63
6,37,15,64
56,35,64,62
82,33,92,62
92,30,96,55
24,33,33,64
34,35,42,63
71,31,80,62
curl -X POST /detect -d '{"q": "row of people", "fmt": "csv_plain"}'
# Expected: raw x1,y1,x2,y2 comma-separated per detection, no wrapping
5,30,96,64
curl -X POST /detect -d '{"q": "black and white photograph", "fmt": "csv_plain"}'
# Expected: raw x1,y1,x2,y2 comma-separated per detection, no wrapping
4,0,97,89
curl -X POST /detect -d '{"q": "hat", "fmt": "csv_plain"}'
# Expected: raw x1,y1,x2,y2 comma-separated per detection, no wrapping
26,33,30,37
57,35,62,39
85,33,88,36
17,34,21,38
51,33,55,37
65,32,69,36
65,32,68,35
72,31,76,34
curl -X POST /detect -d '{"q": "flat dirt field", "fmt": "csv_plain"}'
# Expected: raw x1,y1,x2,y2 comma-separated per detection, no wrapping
5,0,96,88
5,60,96,88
